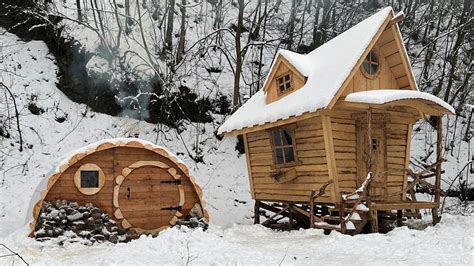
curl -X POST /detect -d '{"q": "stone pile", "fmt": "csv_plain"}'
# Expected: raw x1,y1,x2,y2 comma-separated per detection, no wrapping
175,203,209,230
34,200,139,244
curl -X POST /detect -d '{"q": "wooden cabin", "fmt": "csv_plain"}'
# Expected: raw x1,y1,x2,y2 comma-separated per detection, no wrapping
28,138,208,235
218,7,454,234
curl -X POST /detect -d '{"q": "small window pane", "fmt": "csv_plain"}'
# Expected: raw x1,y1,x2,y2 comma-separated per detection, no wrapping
275,148,284,164
370,63,378,74
282,129,292,145
279,84,285,92
272,130,282,146
284,147,295,163
362,62,370,74
284,75,290,82
81,171,99,188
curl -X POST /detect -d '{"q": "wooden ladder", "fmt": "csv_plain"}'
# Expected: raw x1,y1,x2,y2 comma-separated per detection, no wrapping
313,207,370,235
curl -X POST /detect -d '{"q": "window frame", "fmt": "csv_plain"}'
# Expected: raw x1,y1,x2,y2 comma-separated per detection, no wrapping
269,125,298,168
275,72,294,96
74,163,106,195
361,50,380,79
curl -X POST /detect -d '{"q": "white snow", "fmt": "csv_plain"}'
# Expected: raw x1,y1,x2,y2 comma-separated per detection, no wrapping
345,89,455,114
356,204,370,212
350,212,362,221
218,7,393,134
0,214,472,264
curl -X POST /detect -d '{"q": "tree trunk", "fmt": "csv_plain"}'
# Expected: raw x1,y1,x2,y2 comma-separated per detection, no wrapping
175,0,186,64
76,0,82,22
286,0,298,50
233,0,244,110
164,0,175,52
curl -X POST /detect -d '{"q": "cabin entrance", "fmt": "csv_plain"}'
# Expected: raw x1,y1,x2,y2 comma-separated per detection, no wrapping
355,114,387,198
118,166,180,230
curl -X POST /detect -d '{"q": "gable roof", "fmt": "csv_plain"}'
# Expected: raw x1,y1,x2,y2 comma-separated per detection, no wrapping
218,7,394,135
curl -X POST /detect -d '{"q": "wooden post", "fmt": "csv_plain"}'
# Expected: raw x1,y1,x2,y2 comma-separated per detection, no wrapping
339,193,347,234
254,200,260,224
370,209,378,233
432,116,443,225
367,108,373,174
397,210,403,227
288,204,293,230
309,190,315,228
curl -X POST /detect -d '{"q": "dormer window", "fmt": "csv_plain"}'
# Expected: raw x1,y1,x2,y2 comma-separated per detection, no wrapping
276,73,293,94
361,51,380,78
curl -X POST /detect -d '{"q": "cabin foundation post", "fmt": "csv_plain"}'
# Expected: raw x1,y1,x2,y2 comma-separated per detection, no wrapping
397,210,403,226
309,190,315,228
288,204,294,230
254,200,260,224
370,209,378,233
432,116,443,225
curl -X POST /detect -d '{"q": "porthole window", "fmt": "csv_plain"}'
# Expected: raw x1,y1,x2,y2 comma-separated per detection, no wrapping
361,51,380,78
74,163,105,195
80,171,99,188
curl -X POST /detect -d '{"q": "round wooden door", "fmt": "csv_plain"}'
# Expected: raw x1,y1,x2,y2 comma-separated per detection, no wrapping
118,166,180,230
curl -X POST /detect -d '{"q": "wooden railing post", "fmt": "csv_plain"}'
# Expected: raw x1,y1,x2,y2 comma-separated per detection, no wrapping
339,193,347,234
254,200,260,224
309,190,315,228
432,116,443,225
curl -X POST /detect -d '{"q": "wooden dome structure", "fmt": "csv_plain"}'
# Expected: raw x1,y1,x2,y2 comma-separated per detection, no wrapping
28,138,208,235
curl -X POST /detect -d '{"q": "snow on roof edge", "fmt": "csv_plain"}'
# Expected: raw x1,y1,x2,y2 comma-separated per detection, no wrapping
345,90,455,114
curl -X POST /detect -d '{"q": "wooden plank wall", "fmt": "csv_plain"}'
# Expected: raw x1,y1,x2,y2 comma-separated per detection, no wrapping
328,111,358,194
246,116,332,203
330,108,413,199
45,147,200,222
341,26,414,97
385,111,413,200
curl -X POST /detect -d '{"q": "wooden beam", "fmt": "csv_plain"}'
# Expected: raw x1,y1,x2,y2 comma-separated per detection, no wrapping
371,201,439,211
402,123,413,200
387,12,404,28
390,24,417,90
321,115,339,203
243,133,256,198
432,116,443,225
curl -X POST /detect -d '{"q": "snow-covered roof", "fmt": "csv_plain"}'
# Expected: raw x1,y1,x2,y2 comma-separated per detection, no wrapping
218,7,394,135
345,90,455,114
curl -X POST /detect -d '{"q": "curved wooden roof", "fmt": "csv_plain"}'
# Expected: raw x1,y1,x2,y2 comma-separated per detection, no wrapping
27,138,209,234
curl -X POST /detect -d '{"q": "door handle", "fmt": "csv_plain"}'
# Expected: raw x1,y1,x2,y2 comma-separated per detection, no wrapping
127,187,131,199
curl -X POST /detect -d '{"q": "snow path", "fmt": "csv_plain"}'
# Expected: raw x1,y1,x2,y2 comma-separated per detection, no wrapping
0,214,472,265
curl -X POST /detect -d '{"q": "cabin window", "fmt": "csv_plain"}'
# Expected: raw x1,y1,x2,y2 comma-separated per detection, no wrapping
271,128,296,165
372,138,378,150
74,163,105,195
276,73,293,94
362,51,379,78
80,171,99,188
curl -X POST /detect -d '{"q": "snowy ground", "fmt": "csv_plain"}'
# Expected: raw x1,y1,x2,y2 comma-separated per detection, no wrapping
0,213,473,265
0,22,473,265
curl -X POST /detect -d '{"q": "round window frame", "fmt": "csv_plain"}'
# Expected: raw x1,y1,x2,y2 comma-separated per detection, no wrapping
360,50,381,80
73,163,106,195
